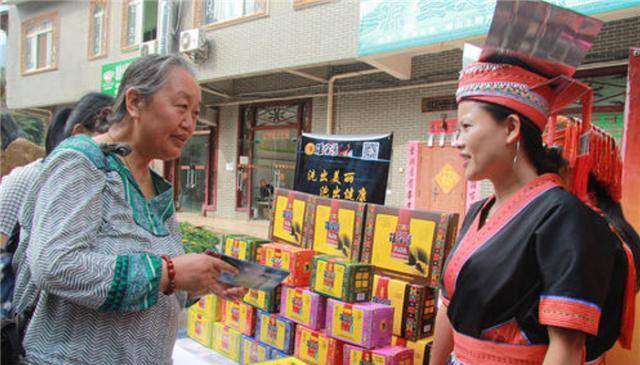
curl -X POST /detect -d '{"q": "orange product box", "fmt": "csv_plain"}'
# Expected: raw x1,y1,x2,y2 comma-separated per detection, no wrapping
259,242,315,287
222,300,256,336
294,325,344,365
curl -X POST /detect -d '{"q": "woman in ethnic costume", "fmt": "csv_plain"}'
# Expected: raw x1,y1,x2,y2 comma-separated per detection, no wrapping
430,2,637,365
12,55,246,364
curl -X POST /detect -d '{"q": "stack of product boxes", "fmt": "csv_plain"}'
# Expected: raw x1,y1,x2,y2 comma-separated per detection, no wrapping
187,188,459,365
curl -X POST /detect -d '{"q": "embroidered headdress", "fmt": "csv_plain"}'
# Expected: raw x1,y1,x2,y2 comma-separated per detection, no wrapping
457,0,605,200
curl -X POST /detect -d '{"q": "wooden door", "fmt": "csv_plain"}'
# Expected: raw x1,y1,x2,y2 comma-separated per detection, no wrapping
415,146,467,216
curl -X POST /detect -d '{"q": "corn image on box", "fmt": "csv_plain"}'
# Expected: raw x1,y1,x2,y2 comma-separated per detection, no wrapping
392,336,432,365
310,255,373,303
371,275,437,340
222,300,256,336
294,325,344,365
244,286,282,313
223,235,269,261
255,311,296,354
270,189,313,247
190,294,222,322
325,299,393,349
343,345,414,365
280,286,326,330
259,243,315,287
240,335,272,364
361,205,458,288
186,307,215,348
254,358,308,365
212,322,243,362
302,196,366,260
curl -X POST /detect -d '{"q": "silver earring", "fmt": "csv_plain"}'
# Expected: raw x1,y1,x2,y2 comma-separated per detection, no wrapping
513,140,520,167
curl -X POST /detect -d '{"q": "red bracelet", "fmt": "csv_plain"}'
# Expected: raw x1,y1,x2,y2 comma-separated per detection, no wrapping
161,255,176,295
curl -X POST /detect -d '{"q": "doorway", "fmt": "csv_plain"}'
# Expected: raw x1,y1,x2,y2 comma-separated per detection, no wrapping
236,99,312,219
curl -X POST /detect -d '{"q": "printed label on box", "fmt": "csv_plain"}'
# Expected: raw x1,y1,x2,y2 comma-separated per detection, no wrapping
332,303,364,344
314,260,346,298
260,316,287,349
371,214,435,276
273,196,306,245
245,289,268,308
299,330,329,364
285,289,312,324
242,339,269,364
265,248,292,271
225,238,249,260
349,350,387,365
314,206,356,257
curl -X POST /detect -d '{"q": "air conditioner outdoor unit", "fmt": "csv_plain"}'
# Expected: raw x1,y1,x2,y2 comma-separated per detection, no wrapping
179,28,209,63
140,40,158,57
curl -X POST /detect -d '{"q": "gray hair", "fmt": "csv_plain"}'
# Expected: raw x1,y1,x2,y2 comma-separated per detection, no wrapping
108,54,197,124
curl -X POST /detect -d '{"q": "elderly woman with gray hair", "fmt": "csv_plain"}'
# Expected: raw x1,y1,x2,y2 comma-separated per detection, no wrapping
12,54,245,364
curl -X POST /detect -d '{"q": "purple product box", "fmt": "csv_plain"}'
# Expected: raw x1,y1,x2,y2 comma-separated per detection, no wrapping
343,344,414,365
280,286,327,330
325,299,393,349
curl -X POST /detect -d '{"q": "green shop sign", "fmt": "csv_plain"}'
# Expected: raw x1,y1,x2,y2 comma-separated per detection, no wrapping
358,0,640,56
100,57,138,97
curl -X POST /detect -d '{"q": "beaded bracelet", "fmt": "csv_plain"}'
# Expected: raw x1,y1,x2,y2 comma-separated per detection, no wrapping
161,255,176,295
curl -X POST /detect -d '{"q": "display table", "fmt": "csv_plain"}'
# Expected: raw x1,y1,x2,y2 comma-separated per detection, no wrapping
173,334,236,365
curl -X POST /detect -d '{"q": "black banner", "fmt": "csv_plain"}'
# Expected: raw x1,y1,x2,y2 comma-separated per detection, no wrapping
293,133,393,204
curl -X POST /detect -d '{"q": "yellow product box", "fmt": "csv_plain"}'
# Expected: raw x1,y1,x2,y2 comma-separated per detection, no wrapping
392,336,433,365
186,308,215,348
310,255,373,303
372,275,436,341
222,300,256,336
361,205,458,287
212,322,243,362
302,196,366,260
270,189,314,247
190,294,222,321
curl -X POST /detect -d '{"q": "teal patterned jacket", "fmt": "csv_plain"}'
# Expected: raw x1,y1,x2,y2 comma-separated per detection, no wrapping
12,135,187,365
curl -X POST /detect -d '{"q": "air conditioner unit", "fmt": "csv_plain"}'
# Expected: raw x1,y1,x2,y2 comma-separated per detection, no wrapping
140,40,158,57
179,28,209,63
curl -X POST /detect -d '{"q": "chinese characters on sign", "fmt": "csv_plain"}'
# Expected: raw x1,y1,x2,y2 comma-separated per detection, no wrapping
306,169,368,202
294,134,393,204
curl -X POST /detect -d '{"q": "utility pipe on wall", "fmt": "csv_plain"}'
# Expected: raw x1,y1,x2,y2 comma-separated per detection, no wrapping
326,69,384,134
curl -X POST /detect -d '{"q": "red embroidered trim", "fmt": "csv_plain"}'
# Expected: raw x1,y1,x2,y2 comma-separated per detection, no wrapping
453,330,547,365
538,297,601,336
443,174,563,299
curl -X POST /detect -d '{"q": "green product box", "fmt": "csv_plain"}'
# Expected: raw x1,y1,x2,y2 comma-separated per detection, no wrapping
243,286,282,313
310,254,373,303
222,235,269,262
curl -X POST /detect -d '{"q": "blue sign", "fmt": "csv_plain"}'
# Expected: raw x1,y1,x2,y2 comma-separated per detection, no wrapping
358,0,640,56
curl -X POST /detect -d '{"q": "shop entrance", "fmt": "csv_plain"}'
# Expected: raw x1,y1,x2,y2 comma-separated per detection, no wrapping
166,107,220,215
178,132,209,213
236,100,312,219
